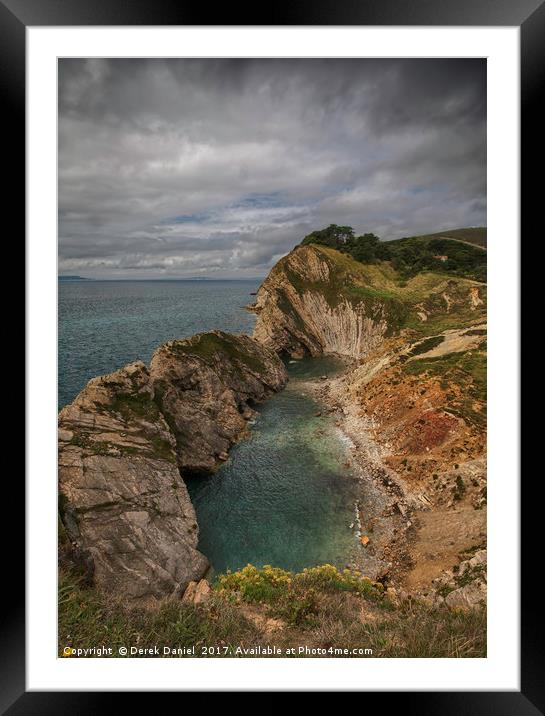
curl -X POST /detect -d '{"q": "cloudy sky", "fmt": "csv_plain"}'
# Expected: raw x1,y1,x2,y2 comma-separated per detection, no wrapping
58,59,486,279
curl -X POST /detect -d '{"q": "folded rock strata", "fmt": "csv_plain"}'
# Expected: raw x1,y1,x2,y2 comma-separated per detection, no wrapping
252,245,397,358
251,242,487,593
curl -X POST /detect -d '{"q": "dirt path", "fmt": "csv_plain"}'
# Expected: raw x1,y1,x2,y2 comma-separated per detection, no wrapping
437,236,487,251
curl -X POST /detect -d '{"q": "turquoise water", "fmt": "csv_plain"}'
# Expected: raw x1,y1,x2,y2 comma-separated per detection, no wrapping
186,356,358,575
59,282,358,574
58,279,259,407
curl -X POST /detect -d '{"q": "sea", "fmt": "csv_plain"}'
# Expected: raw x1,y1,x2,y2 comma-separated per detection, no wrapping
59,279,357,574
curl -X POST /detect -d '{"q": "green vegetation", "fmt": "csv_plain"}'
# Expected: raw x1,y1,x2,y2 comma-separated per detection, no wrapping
301,225,390,263
384,235,486,282
105,391,161,422
458,544,484,560
405,304,487,339
408,227,487,248
68,429,175,463
299,224,486,282
453,475,467,502
406,335,444,357
286,244,486,340
402,349,486,398
59,564,486,658
437,563,486,598
464,328,487,336
59,571,260,658
217,564,386,625
169,332,266,375
68,434,120,456
300,224,356,249
148,434,177,463
347,286,408,336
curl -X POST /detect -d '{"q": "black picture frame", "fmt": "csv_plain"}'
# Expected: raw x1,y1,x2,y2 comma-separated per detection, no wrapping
7,0,537,708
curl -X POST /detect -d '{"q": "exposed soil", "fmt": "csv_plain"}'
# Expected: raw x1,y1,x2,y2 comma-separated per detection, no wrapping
404,506,486,590
297,350,486,596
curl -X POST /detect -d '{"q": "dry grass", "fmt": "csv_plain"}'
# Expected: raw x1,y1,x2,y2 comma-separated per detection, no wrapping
59,565,486,658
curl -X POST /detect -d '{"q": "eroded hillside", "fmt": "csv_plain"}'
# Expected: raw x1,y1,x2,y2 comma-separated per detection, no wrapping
251,243,487,600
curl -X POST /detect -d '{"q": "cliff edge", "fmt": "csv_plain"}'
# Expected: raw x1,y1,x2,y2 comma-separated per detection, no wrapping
252,242,487,597
252,244,485,361
150,331,287,475
59,331,287,602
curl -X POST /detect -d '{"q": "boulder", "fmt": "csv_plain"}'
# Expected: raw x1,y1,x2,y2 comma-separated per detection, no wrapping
182,579,212,605
445,579,487,609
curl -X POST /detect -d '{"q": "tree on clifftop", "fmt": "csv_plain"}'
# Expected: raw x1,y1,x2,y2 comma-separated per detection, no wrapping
300,224,355,248
301,225,384,263
299,225,485,280
342,232,383,263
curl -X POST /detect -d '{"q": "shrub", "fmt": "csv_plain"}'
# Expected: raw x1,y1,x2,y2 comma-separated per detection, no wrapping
216,564,292,604
296,564,384,600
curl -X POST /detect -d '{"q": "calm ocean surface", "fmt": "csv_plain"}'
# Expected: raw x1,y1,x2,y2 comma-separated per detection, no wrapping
58,279,260,408
185,355,358,575
59,279,357,574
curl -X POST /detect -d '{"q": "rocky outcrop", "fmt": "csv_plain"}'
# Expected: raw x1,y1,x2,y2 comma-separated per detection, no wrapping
149,331,287,474
182,579,212,605
59,332,287,601
252,244,486,365
433,549,487,609
252,242,487,486
58,361,208,602
251,245,398,359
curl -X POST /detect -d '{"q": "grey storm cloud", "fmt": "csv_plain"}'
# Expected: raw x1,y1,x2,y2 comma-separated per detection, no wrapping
58,58,486,278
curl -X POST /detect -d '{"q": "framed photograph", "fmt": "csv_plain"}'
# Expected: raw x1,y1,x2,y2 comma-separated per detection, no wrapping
10,0,537,706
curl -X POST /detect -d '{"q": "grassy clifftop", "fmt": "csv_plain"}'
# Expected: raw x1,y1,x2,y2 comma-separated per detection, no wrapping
300,224,486,281
164,330,269,376
404,227,487,248
59,562,486,658
382,231,486,282
270,243,486,338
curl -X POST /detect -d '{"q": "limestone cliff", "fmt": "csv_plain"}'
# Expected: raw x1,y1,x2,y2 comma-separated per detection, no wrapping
252,246,487,480
252,245,486,363
59,332,287,601
252,245,395,358
149,330,288,475
58,361,208,601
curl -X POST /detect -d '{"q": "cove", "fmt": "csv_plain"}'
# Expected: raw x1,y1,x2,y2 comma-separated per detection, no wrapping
185,356,359,575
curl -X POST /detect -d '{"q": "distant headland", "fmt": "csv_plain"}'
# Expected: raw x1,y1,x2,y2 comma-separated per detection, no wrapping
58,275,93,281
